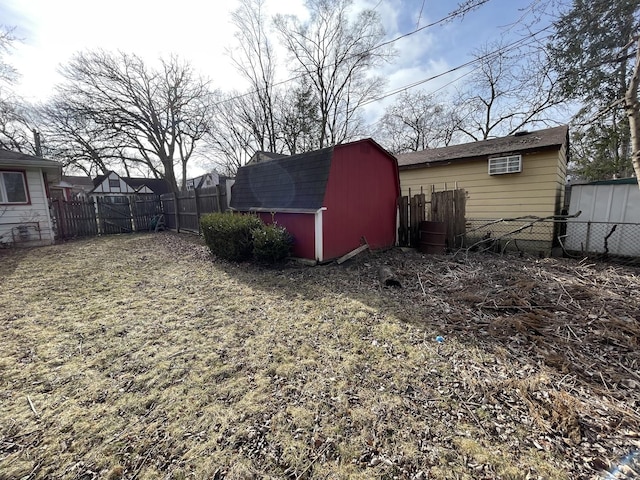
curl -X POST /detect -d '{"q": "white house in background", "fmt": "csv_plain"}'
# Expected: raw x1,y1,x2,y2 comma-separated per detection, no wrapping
185,171,219,191
90,171,171,202
0,149,61,246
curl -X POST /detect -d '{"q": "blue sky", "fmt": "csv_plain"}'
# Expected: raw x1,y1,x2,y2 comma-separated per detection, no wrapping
1,0,556,174
1,0,551,104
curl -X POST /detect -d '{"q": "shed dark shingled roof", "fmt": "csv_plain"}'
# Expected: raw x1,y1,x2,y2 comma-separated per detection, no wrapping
231,147,333,211
397,125,569,168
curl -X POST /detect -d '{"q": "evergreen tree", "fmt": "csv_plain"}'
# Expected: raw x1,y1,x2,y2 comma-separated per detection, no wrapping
550,0,640,180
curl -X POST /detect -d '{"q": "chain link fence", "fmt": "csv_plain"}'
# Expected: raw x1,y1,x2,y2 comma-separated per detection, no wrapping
463,217,640,265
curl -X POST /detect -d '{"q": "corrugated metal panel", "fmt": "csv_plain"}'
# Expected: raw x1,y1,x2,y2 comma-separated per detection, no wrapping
565,183,640,255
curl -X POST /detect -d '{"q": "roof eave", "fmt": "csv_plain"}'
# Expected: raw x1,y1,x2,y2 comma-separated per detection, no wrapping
398,143,564,170
229,206,322,214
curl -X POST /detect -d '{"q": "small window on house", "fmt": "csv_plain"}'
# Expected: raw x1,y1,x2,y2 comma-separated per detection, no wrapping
0,171,29,204
109,179,120,188
488,155,522,175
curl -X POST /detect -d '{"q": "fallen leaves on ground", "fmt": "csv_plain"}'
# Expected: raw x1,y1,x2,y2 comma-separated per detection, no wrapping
0,232,638,479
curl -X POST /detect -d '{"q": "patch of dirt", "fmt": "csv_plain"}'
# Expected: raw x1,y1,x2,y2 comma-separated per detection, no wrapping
0,232,639,479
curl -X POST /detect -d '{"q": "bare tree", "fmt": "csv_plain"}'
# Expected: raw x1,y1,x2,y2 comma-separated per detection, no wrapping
0,27,35,153
228,0,280,153
279,79,321,154
36,97,127,176
455,40,562,140
376,91,463,154
53,51,214,191
274,0,393,148
0,27,17,87
207,92,257,176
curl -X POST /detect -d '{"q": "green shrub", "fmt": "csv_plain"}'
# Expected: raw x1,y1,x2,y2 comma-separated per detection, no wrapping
200,212,263,261
252,223,293,263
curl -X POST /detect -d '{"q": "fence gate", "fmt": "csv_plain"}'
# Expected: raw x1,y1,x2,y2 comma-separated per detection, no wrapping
96,198,133,234
131,196,163,231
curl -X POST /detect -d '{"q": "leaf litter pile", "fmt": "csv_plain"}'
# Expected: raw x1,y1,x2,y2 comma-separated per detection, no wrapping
1,232,639,480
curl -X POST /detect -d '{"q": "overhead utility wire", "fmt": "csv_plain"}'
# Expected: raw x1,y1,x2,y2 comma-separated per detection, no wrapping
359,25,553,108
212,0,493,108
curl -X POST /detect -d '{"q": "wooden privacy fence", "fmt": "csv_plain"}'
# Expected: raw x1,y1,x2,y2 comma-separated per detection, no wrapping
398,190,426,247
160,185,227,233
50,198,98,239
51,196,164,239
430,189,466,249
398,188,466,250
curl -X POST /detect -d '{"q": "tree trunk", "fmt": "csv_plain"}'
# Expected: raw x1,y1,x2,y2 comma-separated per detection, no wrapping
626,37,640,188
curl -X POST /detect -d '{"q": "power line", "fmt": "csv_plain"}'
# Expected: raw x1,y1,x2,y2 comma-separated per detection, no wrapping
213,0,494,108
359,25,553,108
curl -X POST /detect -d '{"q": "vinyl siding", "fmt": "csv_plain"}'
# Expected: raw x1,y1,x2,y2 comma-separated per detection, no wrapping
0,169,55,245
400,150,566,219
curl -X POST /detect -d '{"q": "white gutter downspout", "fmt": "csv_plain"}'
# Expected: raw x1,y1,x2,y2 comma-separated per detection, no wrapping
315,207,327,262
39,169,56,245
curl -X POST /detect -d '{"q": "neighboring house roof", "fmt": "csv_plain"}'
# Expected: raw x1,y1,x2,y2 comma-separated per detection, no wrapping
0,149,62,182
397,125,569,169
91,171,171,195
231,146,334,211
124,177,171,195
63,175,94,189
247,151,290,165
186,172,220,189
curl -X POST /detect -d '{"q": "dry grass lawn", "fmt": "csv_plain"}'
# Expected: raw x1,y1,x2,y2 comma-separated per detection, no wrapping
1,233,639,479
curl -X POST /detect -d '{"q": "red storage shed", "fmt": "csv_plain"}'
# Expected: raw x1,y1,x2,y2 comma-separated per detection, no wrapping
230,138,400,262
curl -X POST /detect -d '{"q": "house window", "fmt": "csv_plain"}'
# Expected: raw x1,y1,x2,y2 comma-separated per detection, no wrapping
104,195,128,204
489,155,522,175
0,171,29,204
109,179,120,188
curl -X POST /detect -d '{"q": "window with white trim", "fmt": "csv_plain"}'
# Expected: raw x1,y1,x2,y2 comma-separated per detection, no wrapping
0,171,29,204
488,155,522,175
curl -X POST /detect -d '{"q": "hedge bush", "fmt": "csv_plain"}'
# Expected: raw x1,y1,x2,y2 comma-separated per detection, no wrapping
252,223,293,263
200,212,263,261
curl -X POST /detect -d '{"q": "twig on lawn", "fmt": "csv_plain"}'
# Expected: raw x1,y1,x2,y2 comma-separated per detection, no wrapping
417,274,426,296
24,461,42,480
168,349,192,359
27,396,38,417
454,391,488,436
132,443,159,479
617,361,640,382
296,442,330,479
599,372,611,393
